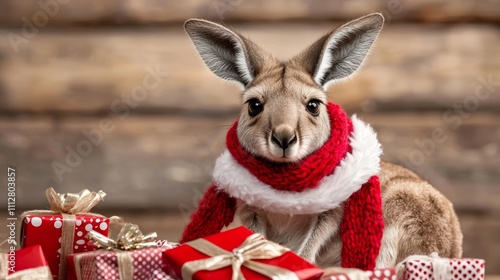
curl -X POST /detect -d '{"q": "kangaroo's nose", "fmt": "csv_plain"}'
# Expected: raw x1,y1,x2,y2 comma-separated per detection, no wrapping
271,126,297,150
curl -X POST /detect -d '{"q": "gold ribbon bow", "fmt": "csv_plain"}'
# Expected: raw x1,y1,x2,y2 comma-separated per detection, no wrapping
21,188,106,280
86,223,158,251
45,188,106,214
79,224,158,280
182,233,299,280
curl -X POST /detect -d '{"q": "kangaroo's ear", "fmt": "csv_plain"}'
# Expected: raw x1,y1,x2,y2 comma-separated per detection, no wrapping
184,19,266,88
292,13,384,90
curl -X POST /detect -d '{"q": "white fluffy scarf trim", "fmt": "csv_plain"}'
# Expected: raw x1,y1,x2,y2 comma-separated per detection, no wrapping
212,115,382,215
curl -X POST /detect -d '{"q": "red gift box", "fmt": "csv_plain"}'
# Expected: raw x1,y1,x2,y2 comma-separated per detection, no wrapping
164,226,324,280
322,268,396,280
21,188,109,280
398,255,485,280
67,223,178,280
66,247,172,280
22,214,109,279
1,245,53,279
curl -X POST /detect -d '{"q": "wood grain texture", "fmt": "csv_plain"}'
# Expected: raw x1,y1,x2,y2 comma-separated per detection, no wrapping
1,112,498,211
0,0,499,26
1,23,499,113
461,212,500,275
0,115,232,210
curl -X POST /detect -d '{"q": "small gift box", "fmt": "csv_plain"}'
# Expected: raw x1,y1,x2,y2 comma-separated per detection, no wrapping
396,253,485,280
21,188,110,280
163,226,324,280
321,267,396,280
67,223,174,280
1,245,53,280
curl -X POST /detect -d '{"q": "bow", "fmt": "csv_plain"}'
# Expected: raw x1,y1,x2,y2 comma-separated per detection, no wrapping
182,233,299,280
87,223,158,251
45,187,105,214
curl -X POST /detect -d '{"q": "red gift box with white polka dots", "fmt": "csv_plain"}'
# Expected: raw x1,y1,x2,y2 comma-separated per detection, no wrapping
66,247,175,280
403,259,485,280
21,214,109,280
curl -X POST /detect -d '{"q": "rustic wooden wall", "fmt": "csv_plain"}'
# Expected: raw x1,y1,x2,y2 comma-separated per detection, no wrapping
0,0,499,273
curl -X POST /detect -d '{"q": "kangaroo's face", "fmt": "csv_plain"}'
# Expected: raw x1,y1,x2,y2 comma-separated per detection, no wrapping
184,14,384,162
235,64,330,162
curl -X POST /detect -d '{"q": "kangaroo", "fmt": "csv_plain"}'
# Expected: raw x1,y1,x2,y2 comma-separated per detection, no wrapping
181,13,462,269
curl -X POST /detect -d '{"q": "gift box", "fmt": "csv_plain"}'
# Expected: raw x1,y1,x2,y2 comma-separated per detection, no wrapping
397,253,485,280
21,188,109,280
1,245,53,279
321,267,396,280
164,226,324,280
67,223,175,280
67,248,171,280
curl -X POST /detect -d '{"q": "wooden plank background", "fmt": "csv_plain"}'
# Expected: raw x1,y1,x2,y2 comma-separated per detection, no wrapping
1,0,500,25
0,0,499,273
1,24,499,113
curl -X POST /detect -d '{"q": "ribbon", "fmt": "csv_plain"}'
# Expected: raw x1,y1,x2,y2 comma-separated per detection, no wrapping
396,252,450,280
182,233,299,280
73,224,159,280
0,253,7,279
0,253,53,280
86,223,158,251
45,188,106,214
20,188,106,280
320,267,371,280
71,250,136,280
116,252,133,280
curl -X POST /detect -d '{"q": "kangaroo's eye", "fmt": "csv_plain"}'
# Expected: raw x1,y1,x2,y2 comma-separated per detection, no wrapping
306,100,321,116
247,98,263,117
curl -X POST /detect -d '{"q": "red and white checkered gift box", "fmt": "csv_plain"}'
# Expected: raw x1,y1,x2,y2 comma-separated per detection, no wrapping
66,247,174,280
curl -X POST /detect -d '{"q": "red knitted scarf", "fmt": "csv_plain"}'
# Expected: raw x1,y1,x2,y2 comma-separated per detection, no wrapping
181,102,384,270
